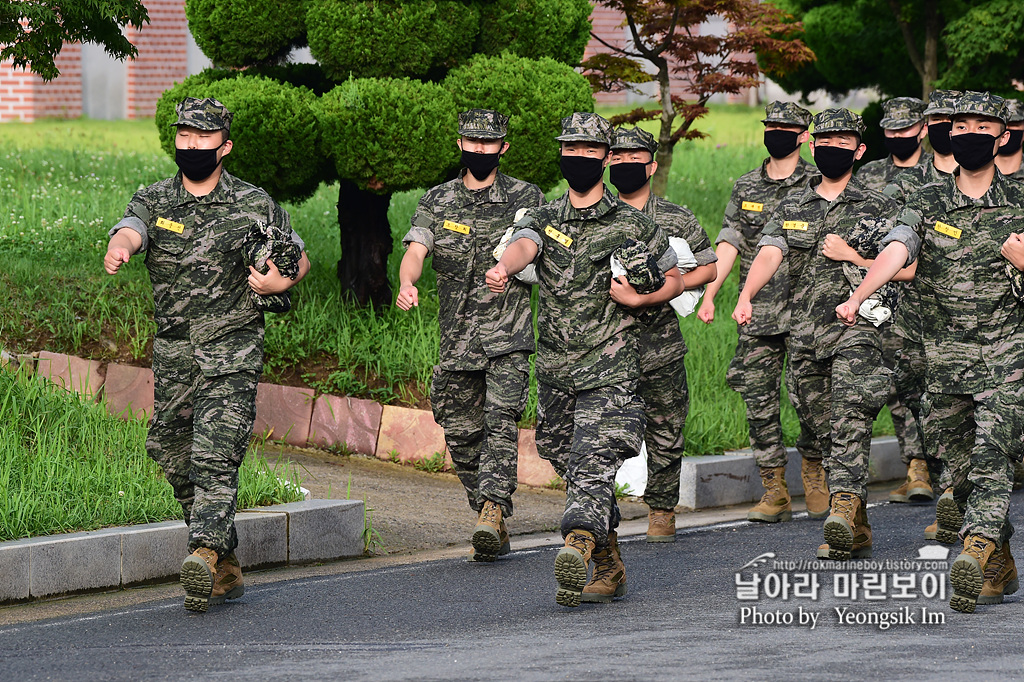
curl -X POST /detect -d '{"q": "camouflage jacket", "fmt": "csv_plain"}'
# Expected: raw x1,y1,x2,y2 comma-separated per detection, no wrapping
856,152,933,193
635,193,716,369
111,170,302,383
404,170,544,371
510,188,674,391
880,170,1024,394
718,157,817,337
881,160,953,344
758,175,898,360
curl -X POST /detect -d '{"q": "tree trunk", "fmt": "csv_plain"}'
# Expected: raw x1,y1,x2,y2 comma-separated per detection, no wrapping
651,58,675,198
922,0,939,99
335,180,394,308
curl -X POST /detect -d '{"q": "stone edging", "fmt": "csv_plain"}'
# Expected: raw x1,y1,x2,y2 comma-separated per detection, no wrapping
0,499,364,605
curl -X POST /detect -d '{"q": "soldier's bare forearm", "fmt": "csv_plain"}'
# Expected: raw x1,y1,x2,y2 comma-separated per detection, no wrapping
399,242,428,288
738,245,783,304
682,262,716,291
703,242,738,302
848,242,910,305
497,239,538,276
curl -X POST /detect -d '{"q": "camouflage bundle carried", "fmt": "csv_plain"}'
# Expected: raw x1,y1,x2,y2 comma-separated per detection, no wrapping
1006,261,1024,303
242,221,301,313
610,238,665,323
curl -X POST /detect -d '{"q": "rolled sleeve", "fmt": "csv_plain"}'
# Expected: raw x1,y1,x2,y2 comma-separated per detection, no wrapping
656,245,678,273
509,227,543,262
715,226,742,250
109,216,149,252
757,233,788,257
402,226,434,254
693,245,718,267
879,224,920,266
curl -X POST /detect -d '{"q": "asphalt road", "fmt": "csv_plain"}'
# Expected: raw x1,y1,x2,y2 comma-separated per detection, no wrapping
3,493,1024,681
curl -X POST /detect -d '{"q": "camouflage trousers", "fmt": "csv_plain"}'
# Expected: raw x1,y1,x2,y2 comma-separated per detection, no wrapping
536,380,646,548
727,333,815,469
430,352,530,518
147,364,259,557
893,336,949,488
639,356,688,511
920,386,1024,545
881,329,924,466
787,343,891,501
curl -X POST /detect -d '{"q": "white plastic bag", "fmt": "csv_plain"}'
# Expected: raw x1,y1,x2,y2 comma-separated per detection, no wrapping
492,209,539,285
668,236,703,318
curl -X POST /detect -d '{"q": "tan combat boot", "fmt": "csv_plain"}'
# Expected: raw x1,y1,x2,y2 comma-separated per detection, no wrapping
950,535,997,613
888,465,912,503
468,517,511,562
209,551,244,605
180,546,218,613
978,540,1019,605
932,488,963,545
906,458,934,501
817,498,872,560
554,529,596,607
581,531,627,603
470,500,505,562
747,467,792,523
819,492,861,561
647,508,676,542
801,459,829,519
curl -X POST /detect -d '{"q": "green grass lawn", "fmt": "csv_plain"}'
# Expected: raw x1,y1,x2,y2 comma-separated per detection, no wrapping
0,104,892,462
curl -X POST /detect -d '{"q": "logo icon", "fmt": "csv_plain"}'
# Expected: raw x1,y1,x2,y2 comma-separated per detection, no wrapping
916,545,950,561
739,552,776,570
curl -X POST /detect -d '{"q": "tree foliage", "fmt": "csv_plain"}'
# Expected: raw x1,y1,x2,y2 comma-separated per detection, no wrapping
476,0,594,65
939,0,1024,95
185,0,306,67
581,0,813,195
0,0,149,81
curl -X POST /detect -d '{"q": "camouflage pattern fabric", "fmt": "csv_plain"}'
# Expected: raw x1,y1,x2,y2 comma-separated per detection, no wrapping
1002,98,1024,124
555,112,613,145
613,238,666,295
811,108,867,136
242,220,301,313
718,157,818,337
404,170,544,372
637,356,688,509
881,328,924,465
111,169,300,556
762,101,812,127
171,97,232,132
727,333,790,468
952,91,1006,121
879,97,926,129
841,260,899,321
458,108,508,139
923,90,962,117
148,366,258,555
1007,260,1024,301
611,126,658,154
535,381,646,547
509,189,674,391
758,175,898,361
430,352,530,518
856,152,933,193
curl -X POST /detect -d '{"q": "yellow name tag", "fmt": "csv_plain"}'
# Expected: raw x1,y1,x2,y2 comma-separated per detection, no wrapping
934,221,962,239
544,225,573,249
442,220,470,235
155,217,184,234
782,221,809,231
741,201,764,212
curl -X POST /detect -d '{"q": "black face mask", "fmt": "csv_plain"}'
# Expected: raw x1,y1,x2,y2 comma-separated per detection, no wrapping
763,130,801,159
175,141,225,182
609,162,650,194
928,122,953,156
998,129,1024,157
560,154,606,192
950,132,999,171
461,149,502,181
883,135,921,161
813,145,857,179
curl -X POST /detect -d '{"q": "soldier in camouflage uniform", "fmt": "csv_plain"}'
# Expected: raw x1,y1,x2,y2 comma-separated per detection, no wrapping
486,112,681,607
734,108,901,562
839,91,1024,613
699,101,828,524
397,109,544,563
856,97,931,192
608,126,718,544
995,98,1024,181
104,97,310,612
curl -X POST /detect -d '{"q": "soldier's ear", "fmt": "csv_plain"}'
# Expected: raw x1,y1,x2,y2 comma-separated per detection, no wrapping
221,139,233,158
798,130,810,145
500,140,510,155
854,142,867,161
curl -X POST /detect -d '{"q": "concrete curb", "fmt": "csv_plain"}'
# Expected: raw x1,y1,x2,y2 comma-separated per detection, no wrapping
0,499,364,605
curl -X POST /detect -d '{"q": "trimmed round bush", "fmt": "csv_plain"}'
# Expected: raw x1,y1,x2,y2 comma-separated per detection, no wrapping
307,0,479,80
314,78,458,192
155,73,323,203
445,53,594,190
186,0,307,67
476,0,592,66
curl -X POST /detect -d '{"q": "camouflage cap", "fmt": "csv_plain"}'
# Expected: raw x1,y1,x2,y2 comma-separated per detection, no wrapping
952,91,1006,123
922,89,963,117
610,126,658,154
170,97,233,132
879,97,925,129
556,112,612,146
811,108,866,136
1001,98,1024,124
458,108,509,140
761,101,812,128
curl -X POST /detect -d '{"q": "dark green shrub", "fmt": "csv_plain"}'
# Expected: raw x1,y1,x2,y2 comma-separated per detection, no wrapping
306,0,479,80
445,53,594,190
185,0,307,67
155,74,323,203
314,77,459,192
476,0,592,66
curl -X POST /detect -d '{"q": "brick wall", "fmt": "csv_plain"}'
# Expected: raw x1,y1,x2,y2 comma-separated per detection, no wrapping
0,45,83,122
125,0,189,119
